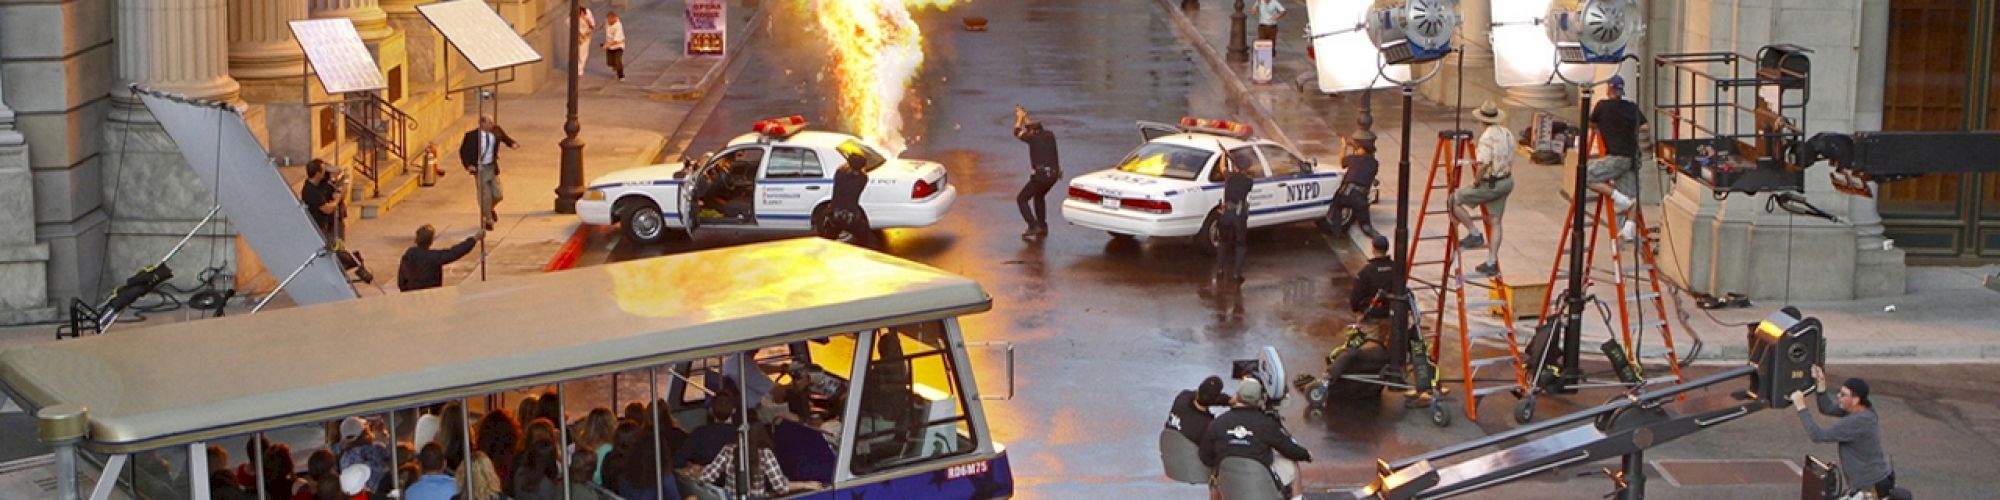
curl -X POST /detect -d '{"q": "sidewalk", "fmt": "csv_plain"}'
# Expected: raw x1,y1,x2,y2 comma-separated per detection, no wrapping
0,0,762,352
1156,0,2000,362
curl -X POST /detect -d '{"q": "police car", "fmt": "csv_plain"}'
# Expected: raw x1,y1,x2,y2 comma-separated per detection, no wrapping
578,116,957,243
1061,117,1340,253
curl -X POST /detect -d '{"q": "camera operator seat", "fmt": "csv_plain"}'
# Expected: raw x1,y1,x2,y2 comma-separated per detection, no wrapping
1215,457,1284,500
1159,429,1209,484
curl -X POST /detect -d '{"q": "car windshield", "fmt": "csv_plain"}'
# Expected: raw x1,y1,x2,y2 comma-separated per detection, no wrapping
1116,143,1213,180
838,139,890,173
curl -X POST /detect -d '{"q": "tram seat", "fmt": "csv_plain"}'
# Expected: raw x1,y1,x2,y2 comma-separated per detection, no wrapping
1214,457,1284,500
1158,429,1209,484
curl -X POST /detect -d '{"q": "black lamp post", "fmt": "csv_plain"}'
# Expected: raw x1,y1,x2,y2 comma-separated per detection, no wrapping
555,0,586,214
1228,0,1249,62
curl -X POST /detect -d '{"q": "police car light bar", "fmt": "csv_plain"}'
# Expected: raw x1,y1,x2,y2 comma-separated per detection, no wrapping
752,115,808,138
1180,117,1254,138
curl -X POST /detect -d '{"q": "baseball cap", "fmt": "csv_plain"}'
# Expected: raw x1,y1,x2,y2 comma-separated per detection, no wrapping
1196,376,1229,406
339,416,366,441
339,464,371,494
1372,235,1391,252
1237,377,1266,409
1607,75,1626,88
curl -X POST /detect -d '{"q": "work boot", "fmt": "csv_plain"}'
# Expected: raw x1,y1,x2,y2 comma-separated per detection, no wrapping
1475,262,1499,276
1460,232,1487,249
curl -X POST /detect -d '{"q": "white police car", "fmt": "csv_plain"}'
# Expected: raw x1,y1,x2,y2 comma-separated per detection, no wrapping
1060,117,1340,253
578,116,957,243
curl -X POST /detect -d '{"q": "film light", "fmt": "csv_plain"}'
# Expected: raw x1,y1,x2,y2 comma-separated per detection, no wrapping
1489,0,1632,87
1306,0,1409,93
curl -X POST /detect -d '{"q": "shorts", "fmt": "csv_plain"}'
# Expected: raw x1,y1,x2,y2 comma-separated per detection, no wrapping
1586,155,1639,197
1453,177,1514,218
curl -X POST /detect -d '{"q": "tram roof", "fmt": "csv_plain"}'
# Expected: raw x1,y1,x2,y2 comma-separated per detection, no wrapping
0,238,991,454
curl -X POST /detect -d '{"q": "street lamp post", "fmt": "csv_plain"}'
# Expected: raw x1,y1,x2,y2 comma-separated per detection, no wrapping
1228,0,1249,62
555,0,586,214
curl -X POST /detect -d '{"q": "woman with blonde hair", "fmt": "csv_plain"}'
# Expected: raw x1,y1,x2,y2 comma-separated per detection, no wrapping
574,407,617,483
456,451,505,500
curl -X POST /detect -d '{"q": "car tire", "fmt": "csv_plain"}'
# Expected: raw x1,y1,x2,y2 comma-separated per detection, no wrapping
1315,203,1340,234
617,199,672,244
1194,210,1222,256
810,204,856,243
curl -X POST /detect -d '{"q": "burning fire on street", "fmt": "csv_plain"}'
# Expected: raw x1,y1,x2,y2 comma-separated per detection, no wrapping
810,0,962,157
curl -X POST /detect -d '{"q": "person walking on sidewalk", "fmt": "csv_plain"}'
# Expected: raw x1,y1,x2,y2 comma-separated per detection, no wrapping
1329,129,1381,239
1453,101,1517,276
301,159,374,284
459,115,518,231
1584,75,1649,239
1013,105,1061,240
1255,0,1288,53
397,224,477,292
602,12,626,81
1218,150,1252,283
574,6,597,77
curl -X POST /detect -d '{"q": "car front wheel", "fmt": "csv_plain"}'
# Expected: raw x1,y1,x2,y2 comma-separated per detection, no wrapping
619,200,667,244
1194,211,1222,256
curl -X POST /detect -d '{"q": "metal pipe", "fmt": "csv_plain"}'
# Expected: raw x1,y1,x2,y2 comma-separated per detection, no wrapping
158,205,224,265
461,401,477,499
253,248,330,314
1560,87,1596,394
37,404,86,500
253,433,267,500
650,367,666,496
558,382,572,500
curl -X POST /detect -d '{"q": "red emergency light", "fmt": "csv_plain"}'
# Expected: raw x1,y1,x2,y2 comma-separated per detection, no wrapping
1179,117,1254,138
753,115,808,138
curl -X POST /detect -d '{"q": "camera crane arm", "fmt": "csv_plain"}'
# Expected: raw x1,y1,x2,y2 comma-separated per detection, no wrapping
1805,130,2000,192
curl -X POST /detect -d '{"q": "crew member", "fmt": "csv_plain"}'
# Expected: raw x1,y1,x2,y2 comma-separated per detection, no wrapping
1218,151,1253,282
397,224,477,292
1792,365,1894,498
301,159,373,284
1351,236,1407,388
826,147,878,248
1329,130,1380,239
1165,376,1228,444
1200,378,1310,499
1583,75,1649,240
1453,101,1517,276
1013,105,1061,240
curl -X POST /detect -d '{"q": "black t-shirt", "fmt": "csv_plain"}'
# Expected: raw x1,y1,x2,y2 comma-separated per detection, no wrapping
1016,128,1061,170
1352,256,1402,318
300,180,337,235
1165,390,1217,444
1199,406,1311,467
832,167,868,210
1224,171,1252,205
1591,99,1648,157
1341,154,1380,188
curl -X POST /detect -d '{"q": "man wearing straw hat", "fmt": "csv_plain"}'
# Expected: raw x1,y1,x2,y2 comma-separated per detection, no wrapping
1453,101,1518,276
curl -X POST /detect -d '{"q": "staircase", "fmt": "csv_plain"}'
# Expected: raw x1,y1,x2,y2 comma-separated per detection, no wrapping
342,92,427,218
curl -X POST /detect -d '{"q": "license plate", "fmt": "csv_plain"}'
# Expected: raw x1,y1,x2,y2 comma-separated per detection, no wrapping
1100,197,1120,209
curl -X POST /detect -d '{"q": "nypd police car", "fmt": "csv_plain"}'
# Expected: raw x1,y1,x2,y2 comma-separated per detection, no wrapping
578,116,957,243
1061,117,1340,253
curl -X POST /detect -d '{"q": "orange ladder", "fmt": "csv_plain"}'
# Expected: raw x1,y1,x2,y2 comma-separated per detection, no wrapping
1404,129,1527,422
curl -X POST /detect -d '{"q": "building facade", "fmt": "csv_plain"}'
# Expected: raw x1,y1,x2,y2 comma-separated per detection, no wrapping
0,0,574,324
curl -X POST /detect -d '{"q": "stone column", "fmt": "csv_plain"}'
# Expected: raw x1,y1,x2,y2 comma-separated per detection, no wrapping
310,0,392,43
1505,84,1570,110
0,48,56,323
102,0,243,295
1457,0,1493,68
228,0,308,80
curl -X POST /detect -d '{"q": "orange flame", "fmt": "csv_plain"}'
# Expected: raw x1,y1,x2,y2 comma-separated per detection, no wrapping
814,0,962,156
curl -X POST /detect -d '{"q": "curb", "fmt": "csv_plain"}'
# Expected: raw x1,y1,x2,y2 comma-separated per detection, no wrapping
543,223,593,272
1152,0,1297,152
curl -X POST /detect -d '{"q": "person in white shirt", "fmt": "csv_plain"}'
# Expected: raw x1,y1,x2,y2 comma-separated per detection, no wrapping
574,6,596,77
602,12,627,81
1255,0,1288,53
1452,101,1517,276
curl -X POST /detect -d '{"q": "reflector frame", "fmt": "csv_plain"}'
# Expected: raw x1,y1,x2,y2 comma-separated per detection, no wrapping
1307,0,1409,93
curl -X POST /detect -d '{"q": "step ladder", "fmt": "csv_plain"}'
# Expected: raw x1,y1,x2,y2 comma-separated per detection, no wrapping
1404,129,1527,422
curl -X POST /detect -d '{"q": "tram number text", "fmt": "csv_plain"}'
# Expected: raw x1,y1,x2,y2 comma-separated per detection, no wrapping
1285,183,1320,202
946,461,990,480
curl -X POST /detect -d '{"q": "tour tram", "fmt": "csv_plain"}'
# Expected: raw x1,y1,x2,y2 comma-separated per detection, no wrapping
0,238,1015,499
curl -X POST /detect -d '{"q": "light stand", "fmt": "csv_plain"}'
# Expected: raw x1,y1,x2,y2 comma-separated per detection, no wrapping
1556,85,1595,393
555,0,586,214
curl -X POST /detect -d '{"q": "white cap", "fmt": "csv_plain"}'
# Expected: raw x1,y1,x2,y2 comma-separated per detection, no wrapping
340,464,372,494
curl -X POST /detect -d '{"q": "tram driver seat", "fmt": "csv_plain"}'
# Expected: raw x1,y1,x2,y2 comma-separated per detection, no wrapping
1214,456,1285,500
1159,428,1208,484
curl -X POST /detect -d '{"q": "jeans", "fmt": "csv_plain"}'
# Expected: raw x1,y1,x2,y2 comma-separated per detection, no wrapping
1017,169,1058,231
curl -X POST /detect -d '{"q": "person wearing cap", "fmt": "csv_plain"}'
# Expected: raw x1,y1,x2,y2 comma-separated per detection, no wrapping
1166,376,1230,445
1200,378,1311,499
1218,148,1254,283
1329,129,1381,239
1791,365,1895,498
824,146,880,248
397,224,477,292
1351,235,1410,387
1013,105,1062,240
339,463,374,499
1584,74,1650,240
336,416,393,494
1454,101,1519,277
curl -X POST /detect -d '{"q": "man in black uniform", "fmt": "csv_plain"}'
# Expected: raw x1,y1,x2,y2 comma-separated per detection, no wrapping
1218,151,1253,282
825,147,879,248
1329,130,1381,239
1351,236,1411,389
301,159,373,284
1013,105,1060,240
396,224,477,292
1165,376,1229,444
1201,378,1310,498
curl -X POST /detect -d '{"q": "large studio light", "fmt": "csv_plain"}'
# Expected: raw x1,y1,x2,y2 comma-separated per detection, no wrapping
1489,0,1637,86
1307,0,1460,93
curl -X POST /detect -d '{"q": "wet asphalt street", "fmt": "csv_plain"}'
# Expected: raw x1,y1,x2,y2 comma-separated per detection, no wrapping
535,1,2000,498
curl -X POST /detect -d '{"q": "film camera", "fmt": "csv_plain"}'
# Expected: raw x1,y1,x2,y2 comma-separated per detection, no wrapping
1746,306,1825,408
1231,346,1290,410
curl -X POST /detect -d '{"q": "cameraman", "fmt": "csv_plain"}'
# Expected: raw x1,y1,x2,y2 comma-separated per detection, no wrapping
1201,378,1310,499
301,160,373,284
1791,365,1895,498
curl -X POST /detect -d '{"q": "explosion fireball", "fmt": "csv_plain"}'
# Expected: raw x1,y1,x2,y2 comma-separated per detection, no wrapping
813,0,961,156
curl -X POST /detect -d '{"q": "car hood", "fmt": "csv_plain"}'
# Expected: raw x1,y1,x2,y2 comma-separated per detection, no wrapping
588,164,685,189
1067,169,1201,199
